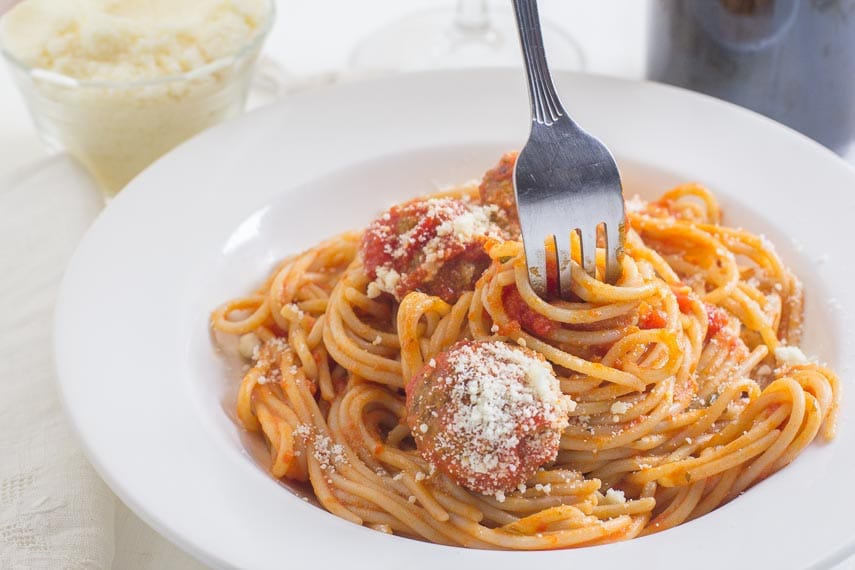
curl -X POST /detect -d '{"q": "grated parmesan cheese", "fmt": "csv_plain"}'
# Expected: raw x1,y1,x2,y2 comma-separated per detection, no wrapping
625,195,646,212
312,434,346,473
366,282,382,299
774,346,809,366
374,266,401,294
601,488,627,505
256,368,281,385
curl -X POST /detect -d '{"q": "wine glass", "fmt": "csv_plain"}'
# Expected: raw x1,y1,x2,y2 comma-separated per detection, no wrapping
349,0,585,72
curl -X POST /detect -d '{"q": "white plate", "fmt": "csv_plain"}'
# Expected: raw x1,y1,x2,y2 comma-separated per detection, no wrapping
55,70,855,569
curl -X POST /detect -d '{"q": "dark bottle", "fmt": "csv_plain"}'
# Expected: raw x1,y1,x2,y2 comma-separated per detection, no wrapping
647,0,855,154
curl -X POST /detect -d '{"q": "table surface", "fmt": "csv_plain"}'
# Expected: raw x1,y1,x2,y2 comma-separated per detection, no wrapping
0,1,851,568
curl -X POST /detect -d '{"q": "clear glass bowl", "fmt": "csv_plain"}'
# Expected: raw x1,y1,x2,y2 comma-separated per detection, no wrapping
0,2,275,197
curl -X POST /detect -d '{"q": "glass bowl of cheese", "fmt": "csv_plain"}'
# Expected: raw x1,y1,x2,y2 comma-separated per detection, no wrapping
0,0,275,197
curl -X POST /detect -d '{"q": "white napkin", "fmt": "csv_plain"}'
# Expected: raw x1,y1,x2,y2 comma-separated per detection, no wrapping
0,158,113,569
0,152,212,569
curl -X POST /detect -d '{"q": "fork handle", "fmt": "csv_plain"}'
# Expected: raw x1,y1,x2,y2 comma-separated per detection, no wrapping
512,0,567,126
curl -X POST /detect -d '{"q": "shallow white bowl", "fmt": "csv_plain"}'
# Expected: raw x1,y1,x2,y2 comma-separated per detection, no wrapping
55,70,855,569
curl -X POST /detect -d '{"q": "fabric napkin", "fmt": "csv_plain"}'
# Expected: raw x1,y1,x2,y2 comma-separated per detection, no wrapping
0,157,209,569
0,159,115,568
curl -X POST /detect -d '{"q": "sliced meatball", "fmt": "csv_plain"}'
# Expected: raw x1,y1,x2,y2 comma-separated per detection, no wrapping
405,340,574,497
361,197,510,303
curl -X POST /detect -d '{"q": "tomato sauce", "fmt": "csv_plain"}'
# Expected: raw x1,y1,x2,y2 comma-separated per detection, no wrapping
502,287,558,337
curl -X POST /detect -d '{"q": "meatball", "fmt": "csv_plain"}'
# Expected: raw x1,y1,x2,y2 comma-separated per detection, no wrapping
361,197,510,303
405,340,574,497
479,151,520,232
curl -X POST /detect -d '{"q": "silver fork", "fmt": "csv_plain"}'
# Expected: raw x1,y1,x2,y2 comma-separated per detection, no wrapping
511,0,625,299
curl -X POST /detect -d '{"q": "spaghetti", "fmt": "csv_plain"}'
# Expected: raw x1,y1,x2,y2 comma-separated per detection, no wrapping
211,154,839,549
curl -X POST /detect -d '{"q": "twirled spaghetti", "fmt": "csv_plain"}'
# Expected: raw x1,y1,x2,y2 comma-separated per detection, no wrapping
211,157,839,549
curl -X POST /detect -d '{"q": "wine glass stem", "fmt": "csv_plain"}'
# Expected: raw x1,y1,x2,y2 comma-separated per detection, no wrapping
455,0,490,32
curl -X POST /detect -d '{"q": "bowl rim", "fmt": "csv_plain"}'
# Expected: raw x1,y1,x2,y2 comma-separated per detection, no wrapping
0,0,276,89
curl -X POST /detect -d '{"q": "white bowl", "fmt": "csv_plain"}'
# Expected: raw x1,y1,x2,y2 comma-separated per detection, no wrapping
55,70,855,569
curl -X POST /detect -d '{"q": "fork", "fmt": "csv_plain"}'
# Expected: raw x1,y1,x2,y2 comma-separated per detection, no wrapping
511,0,626,299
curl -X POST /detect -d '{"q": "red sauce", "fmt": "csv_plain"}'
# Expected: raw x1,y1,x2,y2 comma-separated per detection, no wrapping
674,373,699,406
669,283,729,340
671,284,695,314
638,305,668,329
704,302,729,340
502,287,558,337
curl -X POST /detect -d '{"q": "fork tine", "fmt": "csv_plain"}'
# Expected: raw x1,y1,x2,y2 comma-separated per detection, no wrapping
604,222,621,284
523,234,549,298
556,233,573,300
579,226,598,277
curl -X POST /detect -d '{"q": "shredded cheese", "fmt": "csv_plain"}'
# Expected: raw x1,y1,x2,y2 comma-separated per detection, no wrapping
601,488,627,505
774,346,809,366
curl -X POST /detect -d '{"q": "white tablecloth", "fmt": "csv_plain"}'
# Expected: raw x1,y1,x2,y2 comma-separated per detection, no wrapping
0,1,850,568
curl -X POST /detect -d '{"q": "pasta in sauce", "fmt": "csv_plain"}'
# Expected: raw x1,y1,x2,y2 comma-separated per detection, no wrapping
211,153,839,549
